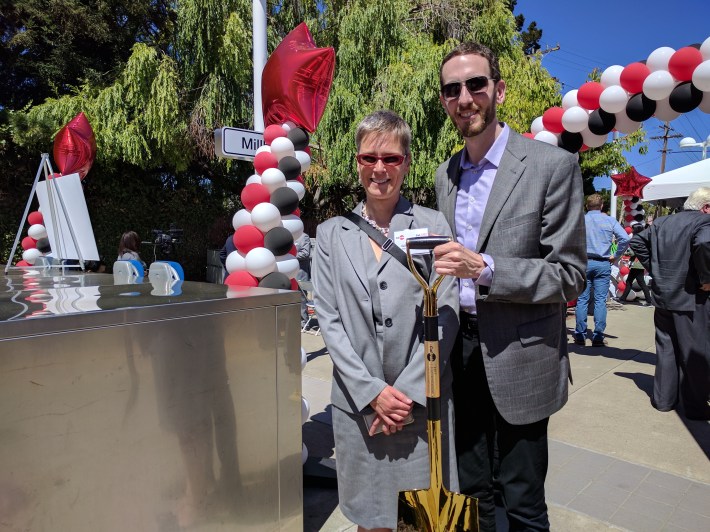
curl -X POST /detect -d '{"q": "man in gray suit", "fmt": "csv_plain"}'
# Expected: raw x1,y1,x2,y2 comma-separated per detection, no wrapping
629,186,710,421
433,42,586,531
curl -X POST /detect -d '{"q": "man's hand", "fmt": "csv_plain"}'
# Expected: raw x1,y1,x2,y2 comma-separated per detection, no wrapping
369,386,412,436
433,241,486,279
609,255,617,264
700,283,710,292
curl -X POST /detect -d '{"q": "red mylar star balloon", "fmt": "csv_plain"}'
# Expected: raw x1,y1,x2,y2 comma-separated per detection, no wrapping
53,112,97,179
262,23,335,133
611,167,652,198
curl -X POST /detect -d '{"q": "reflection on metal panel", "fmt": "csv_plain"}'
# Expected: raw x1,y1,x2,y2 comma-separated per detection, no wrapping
0,270,302,531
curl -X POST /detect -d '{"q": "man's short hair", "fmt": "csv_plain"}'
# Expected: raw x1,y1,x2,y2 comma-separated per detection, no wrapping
440,42,501,86
585,194,603,210
683,186,710,211
355,110,411,156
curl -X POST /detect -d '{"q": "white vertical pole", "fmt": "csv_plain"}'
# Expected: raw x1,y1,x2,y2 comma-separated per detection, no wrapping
610,131,618,222
253,0,267,132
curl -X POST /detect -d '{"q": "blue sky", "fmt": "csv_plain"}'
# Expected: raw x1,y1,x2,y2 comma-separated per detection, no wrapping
516,0,710,189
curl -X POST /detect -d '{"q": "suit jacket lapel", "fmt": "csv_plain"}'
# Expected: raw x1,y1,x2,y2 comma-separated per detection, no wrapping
380,196,415,274
443,150,464,237
477,132,527,251
339,209,370,293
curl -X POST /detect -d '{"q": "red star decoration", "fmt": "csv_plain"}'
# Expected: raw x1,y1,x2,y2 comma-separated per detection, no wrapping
611,167,652,198
262,23,335,133
53,112,97,179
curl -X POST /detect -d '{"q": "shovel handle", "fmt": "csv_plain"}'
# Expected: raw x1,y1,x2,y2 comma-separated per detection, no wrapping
406,235,451,251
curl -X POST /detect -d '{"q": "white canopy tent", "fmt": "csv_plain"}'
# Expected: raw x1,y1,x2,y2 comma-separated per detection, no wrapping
642,158,710,203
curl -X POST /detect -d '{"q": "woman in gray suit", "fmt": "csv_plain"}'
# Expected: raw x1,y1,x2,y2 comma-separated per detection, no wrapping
313,110,460,531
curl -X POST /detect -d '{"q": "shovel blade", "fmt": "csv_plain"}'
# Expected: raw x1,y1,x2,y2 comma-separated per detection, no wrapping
397,486,478,532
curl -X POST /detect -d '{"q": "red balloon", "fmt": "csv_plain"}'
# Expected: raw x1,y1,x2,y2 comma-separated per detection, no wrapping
288,244,297,256
53,112,96,179
16,260,31,267
625,214,634,222
616,281,627,292
580,144,589,152
262,23,335,132
292,207,301,217
254,151,279,174
619,266,630,276
668,47,704,82
624,226,634,234
290,278,299,290
542,107,565,134
611,167,652,198
21,236,38,250
577,82,605,110
523,132,535,139
28,211,44,225
264,124,288,145
620,62,650,94
241,183,271,211
225,271,259,287
295,175,305,184
233,225,265,254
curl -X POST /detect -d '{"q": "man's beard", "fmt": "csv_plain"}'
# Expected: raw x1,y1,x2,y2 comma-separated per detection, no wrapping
454,101,496,138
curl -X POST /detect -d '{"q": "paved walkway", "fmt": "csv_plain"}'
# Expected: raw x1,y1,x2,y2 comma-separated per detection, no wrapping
300,302,710,531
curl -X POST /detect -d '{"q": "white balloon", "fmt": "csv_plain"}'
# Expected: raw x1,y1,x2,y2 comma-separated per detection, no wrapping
260,167,287,192
642,70,675,101
302,443,308,464
625,290,637,302
255,144,272,155
301,347,307,370
22,248,41,265
580,128,608,148
699,91,710,114
271,137,295,160
286,180,306,201
701,36,710,61
561,89,579,110
225,250,247,274
232,209,252,230
301,396,310,424
245,173,262,185
245,247,276,278
534,130,558,146
294,150,311,173
599,85,629,113
251,202,282,233
691,60,710,92
530,116,545,135
601,65,624,87
646,46,675,72
28,224,47,240
561,106,589,133
275,254,299,278
613,112,641,134
653,97,681,122
282,214,304,240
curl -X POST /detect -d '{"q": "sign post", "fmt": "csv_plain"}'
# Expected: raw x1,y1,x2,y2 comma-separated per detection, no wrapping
214,127,265,161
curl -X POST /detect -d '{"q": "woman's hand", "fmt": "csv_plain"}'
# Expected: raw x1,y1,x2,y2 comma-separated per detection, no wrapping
369,385,412,436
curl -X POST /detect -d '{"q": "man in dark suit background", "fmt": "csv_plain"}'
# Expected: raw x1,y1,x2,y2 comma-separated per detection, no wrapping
629,186,710,421
433,42,586,531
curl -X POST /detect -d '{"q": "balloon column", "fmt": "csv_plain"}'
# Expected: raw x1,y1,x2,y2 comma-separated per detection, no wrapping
527,37,710,152
223,23,334,291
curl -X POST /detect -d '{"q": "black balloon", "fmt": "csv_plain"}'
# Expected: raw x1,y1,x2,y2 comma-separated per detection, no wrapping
587,109,616,136
258,271,292,290
558,131,583,153
270,186,300,215
278,155,302,180
264,226,294,256
36,237,51,253
287,127,310,151
634,214,644,221
631,196,639,202
669,81,703,113
625,93,656,122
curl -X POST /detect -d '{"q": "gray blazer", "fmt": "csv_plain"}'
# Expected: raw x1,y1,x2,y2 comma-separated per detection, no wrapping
313,197,460,414
630,210,710,311
435,130,586,425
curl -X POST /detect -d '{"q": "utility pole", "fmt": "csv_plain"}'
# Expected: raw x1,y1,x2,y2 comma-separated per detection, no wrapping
651,123,683,174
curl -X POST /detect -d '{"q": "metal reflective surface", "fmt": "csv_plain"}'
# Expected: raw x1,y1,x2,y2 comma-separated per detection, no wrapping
0,269,302,531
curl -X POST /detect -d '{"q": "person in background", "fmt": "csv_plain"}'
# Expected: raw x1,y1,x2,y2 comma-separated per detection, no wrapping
313,110,459,531
432,42,586,531
294,232,311,327
117,231,146,269
618,224,652,306
629,186,710,421
573,194,630,347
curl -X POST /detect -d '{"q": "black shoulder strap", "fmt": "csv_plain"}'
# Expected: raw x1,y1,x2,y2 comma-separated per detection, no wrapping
343,212,410,270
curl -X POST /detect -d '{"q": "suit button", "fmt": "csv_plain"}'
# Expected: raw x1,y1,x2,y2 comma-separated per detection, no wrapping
385,318,393,327
379,281,388,290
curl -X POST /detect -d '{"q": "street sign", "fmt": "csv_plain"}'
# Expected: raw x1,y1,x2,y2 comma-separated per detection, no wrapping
214,127,265,161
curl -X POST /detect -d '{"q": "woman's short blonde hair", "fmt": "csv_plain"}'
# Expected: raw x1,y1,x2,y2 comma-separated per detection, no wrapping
355,110,411,156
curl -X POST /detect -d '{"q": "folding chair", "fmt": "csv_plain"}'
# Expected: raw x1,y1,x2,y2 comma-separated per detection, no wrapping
298,280,320,335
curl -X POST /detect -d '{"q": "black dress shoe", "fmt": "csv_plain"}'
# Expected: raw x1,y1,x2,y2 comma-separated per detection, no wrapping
573,337,586,346
592,339,607,347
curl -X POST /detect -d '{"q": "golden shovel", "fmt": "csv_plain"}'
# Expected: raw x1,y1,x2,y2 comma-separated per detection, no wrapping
397,236,479,532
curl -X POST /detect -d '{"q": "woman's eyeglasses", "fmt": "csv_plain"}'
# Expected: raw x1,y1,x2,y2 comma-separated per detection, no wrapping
356,154,407,167
440,75,496,100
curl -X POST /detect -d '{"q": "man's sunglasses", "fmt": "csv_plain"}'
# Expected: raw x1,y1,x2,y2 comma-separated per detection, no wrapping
441,75,496,100
356,153,407,167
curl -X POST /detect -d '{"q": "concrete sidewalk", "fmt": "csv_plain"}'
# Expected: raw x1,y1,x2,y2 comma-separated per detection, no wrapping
300,302,710,531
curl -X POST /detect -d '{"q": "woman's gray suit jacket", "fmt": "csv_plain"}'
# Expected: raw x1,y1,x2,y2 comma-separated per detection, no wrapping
435,130,587,425
313,197,460,414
